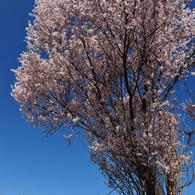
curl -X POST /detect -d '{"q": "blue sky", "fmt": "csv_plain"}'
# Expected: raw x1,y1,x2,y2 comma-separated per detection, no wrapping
0,1,118,194
0,0,194,195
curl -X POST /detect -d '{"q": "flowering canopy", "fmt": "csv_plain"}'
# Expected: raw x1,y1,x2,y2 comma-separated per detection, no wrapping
12,0,195,194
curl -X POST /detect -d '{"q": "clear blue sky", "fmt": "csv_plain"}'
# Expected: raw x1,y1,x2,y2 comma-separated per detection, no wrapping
0,1,118,194
0,1,194,195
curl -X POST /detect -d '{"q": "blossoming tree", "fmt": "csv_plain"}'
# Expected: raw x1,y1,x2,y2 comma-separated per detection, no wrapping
12,0,195,194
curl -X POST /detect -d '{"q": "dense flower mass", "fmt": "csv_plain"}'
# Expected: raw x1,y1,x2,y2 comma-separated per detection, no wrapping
12,0,195,194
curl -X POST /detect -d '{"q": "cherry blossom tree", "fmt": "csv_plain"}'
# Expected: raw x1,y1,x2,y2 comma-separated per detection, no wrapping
12,0,195,194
